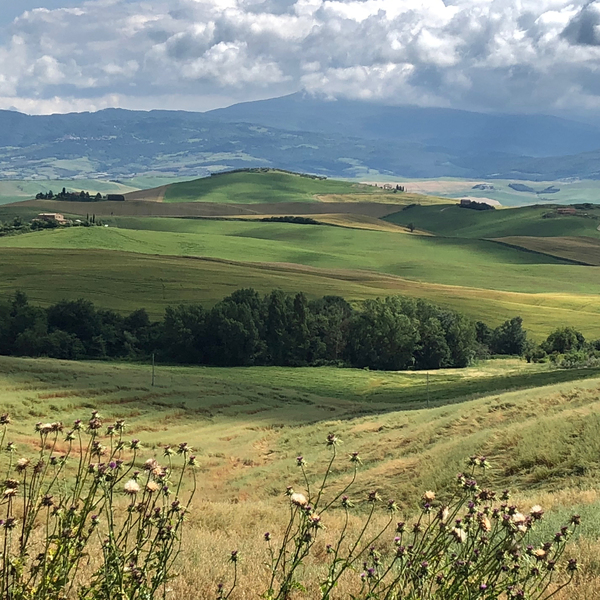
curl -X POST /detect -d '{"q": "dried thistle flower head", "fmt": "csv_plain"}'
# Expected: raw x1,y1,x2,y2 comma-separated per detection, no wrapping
423,490,436,503
290,493,308,507
146,481,160,494
16,458,30,472
124,479,141,495
452,527,467,543
530,505,544,520
143,459,158,471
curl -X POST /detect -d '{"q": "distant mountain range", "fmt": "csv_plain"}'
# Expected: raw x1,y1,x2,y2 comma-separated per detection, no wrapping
2,93,600,181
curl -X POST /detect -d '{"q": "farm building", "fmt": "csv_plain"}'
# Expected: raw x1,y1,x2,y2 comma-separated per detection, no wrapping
37,213,68,224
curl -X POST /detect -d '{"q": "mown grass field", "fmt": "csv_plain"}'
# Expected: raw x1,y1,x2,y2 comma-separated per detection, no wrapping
3,355,600,598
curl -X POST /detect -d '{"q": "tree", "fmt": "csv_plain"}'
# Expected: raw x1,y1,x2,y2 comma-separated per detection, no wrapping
490,317,527,355
542,327,585,354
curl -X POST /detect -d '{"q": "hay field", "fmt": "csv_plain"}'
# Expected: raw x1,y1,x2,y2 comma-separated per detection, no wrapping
3,355,600,598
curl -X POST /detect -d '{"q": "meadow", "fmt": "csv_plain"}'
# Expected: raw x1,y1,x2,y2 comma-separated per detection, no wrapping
3,355,600,598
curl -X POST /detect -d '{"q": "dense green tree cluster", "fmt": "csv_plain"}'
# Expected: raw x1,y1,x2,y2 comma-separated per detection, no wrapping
2,289,588,371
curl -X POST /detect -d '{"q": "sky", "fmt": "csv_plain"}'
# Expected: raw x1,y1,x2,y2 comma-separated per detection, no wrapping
2,0,600,116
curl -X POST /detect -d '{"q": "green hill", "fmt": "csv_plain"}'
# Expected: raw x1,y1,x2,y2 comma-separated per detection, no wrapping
385,204,600,238
161,170,370,203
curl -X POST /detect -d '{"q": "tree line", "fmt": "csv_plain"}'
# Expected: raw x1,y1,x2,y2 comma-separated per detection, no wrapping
0,289,596,370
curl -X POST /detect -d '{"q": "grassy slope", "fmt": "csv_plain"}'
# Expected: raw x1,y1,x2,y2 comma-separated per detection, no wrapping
3,354,600,599
494,236,600,266
0,247,599,338
3,224,600,298
2,354,600,504
162,170,447,205
163,171,369,203
384,205,600,238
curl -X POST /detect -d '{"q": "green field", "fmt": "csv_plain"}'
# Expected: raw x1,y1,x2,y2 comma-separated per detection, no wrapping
385,204,600,238
3,222,599,296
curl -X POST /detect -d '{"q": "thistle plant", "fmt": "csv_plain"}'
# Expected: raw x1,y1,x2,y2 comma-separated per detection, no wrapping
0,412,196,600
225,436,579,600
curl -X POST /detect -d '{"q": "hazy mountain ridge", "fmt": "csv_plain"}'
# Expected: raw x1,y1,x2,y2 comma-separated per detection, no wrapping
1,95,600,180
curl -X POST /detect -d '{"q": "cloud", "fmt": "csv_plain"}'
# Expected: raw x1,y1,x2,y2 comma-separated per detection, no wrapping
2,0,600,115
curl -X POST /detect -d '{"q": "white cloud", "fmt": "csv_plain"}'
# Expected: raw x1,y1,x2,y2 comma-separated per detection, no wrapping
2,0,600,115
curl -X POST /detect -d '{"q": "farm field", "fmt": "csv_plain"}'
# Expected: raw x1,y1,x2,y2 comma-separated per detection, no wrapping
394,177,600,207
2,222,599,296
3,355,600,598
384,204,600,239
494,236,600,266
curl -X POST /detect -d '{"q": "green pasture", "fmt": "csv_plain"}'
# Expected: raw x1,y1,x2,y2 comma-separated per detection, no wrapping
163,170,384,203
385,204,600,238
2,221,600,297
2,354,600,503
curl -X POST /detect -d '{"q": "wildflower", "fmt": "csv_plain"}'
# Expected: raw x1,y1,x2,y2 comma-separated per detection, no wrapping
41,495,54,507
422,490,436,503
512,513,528,533
452,528,467,543
4,479,19,490
129,439,141,450
285,486,294,496
264,532,271,542
146,481,160,494
88,415,102,431
530,505,544,521
479,515,492,532
326,433,339,447
124,479,141,495
188,455,198,466
16,458,30,472
387,499,398,512
571,514,581,526
33,459,44,473
115,419,125,432
163,445,175,457
106,425,115,436
309,515,323,529
3,488,17,498
6,442,16,452
4,517,16,530
296,456,306,467
438,506,450,524
0,414,10,425
144,458,158,471
532,549,547,561
501,489,511,501
341,495,354,509
396,522,406,533
230,550,239,563
326,544,333,554
177,442,191,455
290,493,308,507
349,451,362,464
567,559,579,573
368,491,381,503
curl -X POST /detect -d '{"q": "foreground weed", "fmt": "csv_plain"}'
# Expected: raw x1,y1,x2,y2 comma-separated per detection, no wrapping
223,435,579,600
0,412,196,600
